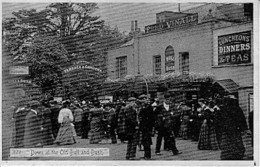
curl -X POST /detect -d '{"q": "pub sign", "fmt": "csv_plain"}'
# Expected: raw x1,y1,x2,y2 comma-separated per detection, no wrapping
218,31,251,65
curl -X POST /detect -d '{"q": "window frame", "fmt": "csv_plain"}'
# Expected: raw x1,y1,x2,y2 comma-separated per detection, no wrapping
116,56,127,79
153,55,162,75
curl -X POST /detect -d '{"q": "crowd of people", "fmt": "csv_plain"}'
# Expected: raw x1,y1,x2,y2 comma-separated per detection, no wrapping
11,93,252,160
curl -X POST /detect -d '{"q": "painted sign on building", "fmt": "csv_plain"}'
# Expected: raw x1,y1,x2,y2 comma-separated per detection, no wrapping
218,31,251,65
9,66,29,75
145,13,198,33
165,46,175,73
63,65,102,73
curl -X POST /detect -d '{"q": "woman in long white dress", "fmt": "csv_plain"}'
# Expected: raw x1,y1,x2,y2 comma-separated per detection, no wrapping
54,101,76,145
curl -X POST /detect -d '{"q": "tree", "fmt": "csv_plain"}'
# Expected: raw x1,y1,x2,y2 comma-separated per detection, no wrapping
12,3,104,55
25,34,68,93
3,3,129,98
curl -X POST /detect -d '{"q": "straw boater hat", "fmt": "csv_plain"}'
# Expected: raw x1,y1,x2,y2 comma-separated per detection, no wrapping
128,97,136,102
29,100,41,107
139,94,147,99
182,105,191,111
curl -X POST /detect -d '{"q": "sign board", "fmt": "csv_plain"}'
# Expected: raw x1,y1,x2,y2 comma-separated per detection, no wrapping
99,96,113,103
63,65,102,73
169,87,200,92
249,93,253,112
54,97,63,103
192,94,197,100
218,31,251,65
10,148,109,157
145,13,198,33
9,66,29,75
165,47,175,73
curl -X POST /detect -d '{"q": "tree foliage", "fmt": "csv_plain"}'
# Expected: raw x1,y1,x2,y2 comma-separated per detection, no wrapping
3,3,128,96
25,34,68,92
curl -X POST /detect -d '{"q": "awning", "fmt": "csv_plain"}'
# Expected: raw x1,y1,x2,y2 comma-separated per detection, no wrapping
213,79,239,93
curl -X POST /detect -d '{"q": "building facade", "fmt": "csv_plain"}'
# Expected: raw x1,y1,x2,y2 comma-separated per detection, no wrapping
106,3,253,119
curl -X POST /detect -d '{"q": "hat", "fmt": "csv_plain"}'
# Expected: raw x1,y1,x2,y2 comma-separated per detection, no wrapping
182,105,191,111
29,100,41,107
62,100,70,105
128,97,136,102
227,95,237,99
164,93,171,99
139,94,147,99
198,98,205,102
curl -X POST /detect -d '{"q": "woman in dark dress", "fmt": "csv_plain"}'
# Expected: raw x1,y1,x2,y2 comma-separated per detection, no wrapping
198,101,219,150
81,103,90,139
41,101,54,146
24,100,42,148
89,101,105,144
219,96,248,160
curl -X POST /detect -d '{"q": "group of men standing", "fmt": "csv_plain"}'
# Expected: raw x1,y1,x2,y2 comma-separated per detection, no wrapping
118,93,182,160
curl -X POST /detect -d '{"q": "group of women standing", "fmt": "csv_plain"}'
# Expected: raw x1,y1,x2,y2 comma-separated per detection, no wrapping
178,95,249,160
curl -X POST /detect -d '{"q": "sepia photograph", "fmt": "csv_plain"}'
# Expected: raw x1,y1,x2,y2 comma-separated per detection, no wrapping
1,0,258,165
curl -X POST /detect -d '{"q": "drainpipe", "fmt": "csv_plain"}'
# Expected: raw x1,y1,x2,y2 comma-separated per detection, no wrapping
137,36,140,74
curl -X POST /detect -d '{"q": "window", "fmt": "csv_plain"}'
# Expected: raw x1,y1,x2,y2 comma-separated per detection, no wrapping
165,46,175,73
116,56,127,79
153,55,161,75
179,52,189,74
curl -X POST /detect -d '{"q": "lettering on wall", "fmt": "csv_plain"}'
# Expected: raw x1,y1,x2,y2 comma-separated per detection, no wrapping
218,31,251,65
145,14,198,33
165,46,175,73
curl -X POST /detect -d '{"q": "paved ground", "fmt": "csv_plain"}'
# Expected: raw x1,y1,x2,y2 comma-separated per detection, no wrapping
6,134,253,161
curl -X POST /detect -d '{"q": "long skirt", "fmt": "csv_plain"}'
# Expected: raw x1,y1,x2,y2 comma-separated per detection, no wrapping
89,118,104,144
198,120,219,150
42,118,54,146
220,130,245,160
180,116,189,140
54,122,76,145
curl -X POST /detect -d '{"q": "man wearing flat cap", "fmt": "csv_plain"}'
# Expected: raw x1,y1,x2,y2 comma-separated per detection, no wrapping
24,100,42,148
154,93,182,156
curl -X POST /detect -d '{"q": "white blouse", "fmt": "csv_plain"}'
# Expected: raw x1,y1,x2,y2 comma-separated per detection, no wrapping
58,108,74,123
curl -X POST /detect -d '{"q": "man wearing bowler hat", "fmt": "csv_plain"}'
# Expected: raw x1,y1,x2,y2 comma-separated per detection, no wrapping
155,93,182,156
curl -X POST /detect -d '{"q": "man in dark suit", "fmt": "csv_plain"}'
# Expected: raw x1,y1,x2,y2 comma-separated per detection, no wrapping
155,93,182,156
139,95,154,160
124,97,139,160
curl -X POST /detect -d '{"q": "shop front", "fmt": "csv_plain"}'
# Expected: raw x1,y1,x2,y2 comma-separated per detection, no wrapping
212,22,253,122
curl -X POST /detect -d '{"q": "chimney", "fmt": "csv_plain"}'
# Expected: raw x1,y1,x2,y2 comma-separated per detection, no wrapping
131,21,134,32
135,20,138,31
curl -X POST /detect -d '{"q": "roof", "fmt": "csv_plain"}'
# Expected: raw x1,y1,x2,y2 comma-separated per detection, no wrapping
213,79,240,93
120,39,134,47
